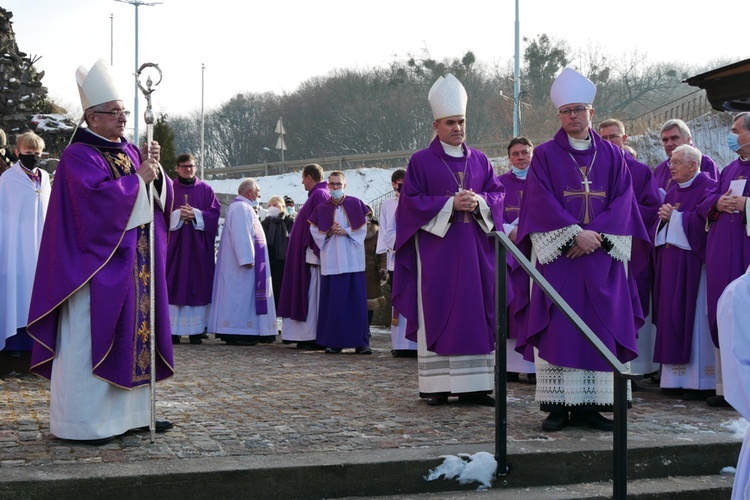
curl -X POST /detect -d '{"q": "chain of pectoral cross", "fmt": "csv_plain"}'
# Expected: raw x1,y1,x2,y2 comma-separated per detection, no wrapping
442,158,472,223
563,151,606,225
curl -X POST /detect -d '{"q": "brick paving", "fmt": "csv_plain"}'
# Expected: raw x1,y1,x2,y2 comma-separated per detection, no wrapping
0,327,744,469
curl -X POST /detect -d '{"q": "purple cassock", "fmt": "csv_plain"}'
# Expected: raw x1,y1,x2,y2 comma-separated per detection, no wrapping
654,154,719,192
309,195,371,349
697,157,750,345
277,181,331,321
515,128,649,372
497,171,529,342
167,177,220,306
625,151,660,317
393,137,505,356
27,127,175,388
653,173,715,364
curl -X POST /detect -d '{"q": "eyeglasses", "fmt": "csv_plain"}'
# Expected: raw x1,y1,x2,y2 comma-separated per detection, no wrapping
178,164,197,169
328,182,343,187
92,109,131,118
558,106,591,117
600,134,622,141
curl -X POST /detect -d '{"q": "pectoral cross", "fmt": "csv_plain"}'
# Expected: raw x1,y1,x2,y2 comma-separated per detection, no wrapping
563,166,606,224
447,188,472,223
456,171,470,222
184,194,190,206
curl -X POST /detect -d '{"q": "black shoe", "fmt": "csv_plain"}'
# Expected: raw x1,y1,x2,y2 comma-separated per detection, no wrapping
542,411,569,431
188,336,202,345
234,340,258,346
458,395,496,407
135,420,174,433
391,349,418,358
296,341,318,350
426,397,448,406
660,387,682,395
355,347,372,355
199,333,209,339
258,336,275,344
325,347,342,354
69,436,115,446
527,373,537,384
171,336,180,345
682,389,715,401
570,411,614,431
707,395,732,408
506,372,520,382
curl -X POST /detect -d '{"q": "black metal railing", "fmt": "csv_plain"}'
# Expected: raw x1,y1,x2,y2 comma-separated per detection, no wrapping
493,231,640,500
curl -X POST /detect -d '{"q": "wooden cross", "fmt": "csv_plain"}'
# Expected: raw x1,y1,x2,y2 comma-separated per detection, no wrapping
563,167,606,224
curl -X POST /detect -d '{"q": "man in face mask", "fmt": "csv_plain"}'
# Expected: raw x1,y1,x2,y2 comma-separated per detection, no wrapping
309,171,372,354
0,131,51,361
698,111,750,408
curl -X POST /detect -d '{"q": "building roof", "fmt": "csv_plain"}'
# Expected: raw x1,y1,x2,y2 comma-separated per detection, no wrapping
685,58,750,112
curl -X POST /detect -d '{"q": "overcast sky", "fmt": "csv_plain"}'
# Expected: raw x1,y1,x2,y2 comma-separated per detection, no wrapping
5,0,749,134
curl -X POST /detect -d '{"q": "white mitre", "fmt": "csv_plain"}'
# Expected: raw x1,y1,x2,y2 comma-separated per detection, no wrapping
76,57,124,111
550,68,596,109
428,74,468,120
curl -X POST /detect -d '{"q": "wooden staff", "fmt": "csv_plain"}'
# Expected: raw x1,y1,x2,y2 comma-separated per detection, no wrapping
136,62,162,443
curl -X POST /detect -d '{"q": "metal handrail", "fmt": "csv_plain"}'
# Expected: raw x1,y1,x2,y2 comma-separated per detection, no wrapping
493,231,640,500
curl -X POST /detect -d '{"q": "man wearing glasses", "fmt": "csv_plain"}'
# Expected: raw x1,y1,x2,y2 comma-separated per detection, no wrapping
515,68,648,432
166,153,220,345
27,58,174,444
653,119,718,195
309,171,372,354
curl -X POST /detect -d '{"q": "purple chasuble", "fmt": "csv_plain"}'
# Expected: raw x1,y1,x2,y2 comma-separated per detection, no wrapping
393,137,505,356
167,177,220,306
308,194,369,232
498,171,529,340
515,128,649,372
277,182,331,321
654,154,719,192
626,151,661,316
653,173,714,364
697,157,750,345
27,127,175,388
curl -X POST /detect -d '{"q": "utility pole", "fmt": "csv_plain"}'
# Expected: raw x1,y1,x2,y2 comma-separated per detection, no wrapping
114,0,162,144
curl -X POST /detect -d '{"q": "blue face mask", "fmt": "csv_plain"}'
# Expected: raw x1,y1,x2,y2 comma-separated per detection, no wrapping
512,167,528,179
249,199,259,207
286,206,294,215
728,132,750,153
330,189,344,200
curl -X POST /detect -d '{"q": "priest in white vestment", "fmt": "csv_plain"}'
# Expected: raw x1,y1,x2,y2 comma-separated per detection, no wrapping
0,132,50,354
718,265,750,500
208,178,276,345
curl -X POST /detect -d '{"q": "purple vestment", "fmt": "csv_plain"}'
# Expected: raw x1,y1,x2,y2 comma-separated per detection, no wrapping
698,157,750,345
308,194,369,232
167,177,220,306
626,152,661,316
277,181,331,321
497,171,529,341
653,173,715,363
28,127,175,388
654,154,719,192
515,128,649,372
393,137,505,356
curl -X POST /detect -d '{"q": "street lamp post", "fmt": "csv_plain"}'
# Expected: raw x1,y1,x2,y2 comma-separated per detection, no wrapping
200,63,205,180
114,0,162,144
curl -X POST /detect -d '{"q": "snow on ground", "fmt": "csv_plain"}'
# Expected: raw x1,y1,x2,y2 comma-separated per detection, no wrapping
205,167,398,207
425,451,498,491
722,417,750,439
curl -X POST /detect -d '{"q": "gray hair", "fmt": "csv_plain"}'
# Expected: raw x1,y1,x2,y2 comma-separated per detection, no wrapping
237,178,258,195
660,119,691,139
673,144,702,167
734,112,750,132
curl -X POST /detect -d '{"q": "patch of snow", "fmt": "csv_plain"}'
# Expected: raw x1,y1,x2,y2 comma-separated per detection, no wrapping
425,451,497,491
721,417,750,439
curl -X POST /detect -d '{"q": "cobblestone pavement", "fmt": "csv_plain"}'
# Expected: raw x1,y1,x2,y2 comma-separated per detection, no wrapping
0,327,744,469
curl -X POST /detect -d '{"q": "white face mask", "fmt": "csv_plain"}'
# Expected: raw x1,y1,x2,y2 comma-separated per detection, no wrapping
267,206,280,218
